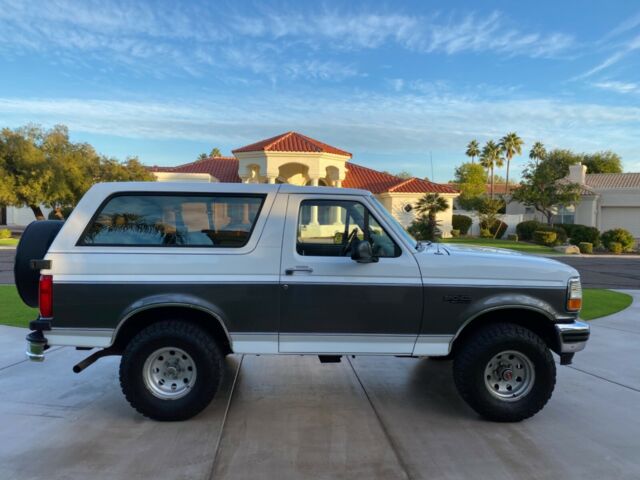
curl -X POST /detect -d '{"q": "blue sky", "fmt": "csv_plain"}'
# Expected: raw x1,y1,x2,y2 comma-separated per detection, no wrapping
1,0,640,182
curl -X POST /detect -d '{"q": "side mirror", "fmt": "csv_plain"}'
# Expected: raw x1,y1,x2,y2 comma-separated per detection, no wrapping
351,240,379,264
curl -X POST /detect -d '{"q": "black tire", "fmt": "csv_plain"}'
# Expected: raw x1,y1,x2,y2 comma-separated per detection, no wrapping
119,320,224,421
14,220,64,307
453,323,556,422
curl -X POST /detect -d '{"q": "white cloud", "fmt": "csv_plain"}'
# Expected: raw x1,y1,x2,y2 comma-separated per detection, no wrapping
592,81,640,94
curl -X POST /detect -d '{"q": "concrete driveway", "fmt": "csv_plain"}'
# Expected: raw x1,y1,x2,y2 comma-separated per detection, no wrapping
1,292,639,480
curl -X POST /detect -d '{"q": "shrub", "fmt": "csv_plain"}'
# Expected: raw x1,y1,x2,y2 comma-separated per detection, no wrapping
0,228,11,240
561,224,601,247
450,229,460,238
601,228,635,252
609,242,623,254
408,216,440,241
480,228,492,238
452,215,472,235
578,242,593,254
480,220,508,239
536,225,568,244
533,230,557,246
507,233,518,241
516,220,542,241
333,231,343,244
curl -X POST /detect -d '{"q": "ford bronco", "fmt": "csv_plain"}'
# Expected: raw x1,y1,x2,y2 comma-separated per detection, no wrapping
16,182,589,421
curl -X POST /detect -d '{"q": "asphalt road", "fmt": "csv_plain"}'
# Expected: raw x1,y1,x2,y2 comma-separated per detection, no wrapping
1,292,639,479
2,248,640,288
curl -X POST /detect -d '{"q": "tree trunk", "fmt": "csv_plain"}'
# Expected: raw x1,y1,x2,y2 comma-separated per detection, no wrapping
490,165,495,199
546,211,553,226
29,205,45,220
505,156,511,196
52,207,65,220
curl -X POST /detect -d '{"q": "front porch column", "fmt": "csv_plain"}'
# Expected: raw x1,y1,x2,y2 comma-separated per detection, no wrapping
310,177,319,225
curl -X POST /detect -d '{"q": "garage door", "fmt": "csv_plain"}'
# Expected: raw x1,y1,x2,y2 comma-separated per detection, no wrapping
600,207,640,237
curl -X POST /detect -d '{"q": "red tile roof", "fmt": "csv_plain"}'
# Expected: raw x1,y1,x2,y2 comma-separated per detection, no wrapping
585,172,640,189
148,153,457,195
149,157,241,183
388,177,458,194
343,162,457,194
232,131,352,157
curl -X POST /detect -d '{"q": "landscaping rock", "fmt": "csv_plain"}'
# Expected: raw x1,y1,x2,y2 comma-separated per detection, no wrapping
554,245,581,254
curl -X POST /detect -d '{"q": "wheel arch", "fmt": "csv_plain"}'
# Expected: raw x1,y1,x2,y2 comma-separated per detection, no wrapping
111,303,233,355
450,306,561,356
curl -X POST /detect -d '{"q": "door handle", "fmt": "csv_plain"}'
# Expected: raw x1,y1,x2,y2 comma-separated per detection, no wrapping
285,266,314,275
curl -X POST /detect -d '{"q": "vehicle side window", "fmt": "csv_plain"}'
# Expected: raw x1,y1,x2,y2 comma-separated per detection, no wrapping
296,199,400,258
79,194,264,247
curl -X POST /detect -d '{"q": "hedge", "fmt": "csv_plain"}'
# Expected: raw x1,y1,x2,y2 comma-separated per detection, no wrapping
561,224,601,247
533,230,557,246
516,220,542,241
480,228,492,238
507,233,518,241
601,228,635,252
0,229,11,240
452,215,473,235
450,229,460,238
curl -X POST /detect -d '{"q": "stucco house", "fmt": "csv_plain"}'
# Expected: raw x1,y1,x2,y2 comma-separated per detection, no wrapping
149,132,459,235
507,163,640,239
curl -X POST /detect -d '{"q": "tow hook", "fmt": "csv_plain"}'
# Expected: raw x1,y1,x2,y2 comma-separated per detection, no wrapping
26,330,48,362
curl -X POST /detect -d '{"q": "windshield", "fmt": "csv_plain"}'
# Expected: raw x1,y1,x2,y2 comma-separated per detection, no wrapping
369,196,418,248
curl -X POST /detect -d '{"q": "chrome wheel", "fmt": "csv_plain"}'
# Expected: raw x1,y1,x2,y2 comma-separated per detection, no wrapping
143,347,197,400
483,350,535,402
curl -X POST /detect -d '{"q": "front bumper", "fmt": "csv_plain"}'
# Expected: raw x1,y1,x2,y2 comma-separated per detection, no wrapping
555,320,590,354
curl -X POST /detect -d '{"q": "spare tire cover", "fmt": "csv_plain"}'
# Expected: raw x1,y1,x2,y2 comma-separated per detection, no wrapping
14,220,64,308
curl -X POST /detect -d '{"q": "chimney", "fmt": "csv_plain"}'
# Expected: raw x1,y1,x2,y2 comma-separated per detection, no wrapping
568,163,587,185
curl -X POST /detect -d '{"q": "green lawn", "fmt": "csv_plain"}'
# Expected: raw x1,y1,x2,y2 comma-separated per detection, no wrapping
0,284,632,328
581,289,633,321
0,285,37,328
0,238,18,246
442,237,558,255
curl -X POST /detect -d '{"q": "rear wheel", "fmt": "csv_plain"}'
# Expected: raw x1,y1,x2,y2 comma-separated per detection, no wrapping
453,323,556,422
119,320,223,421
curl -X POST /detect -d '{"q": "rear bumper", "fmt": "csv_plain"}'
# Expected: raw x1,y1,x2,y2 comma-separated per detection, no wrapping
555,320,590,354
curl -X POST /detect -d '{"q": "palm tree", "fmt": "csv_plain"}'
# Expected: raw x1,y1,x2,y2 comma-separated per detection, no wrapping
529,141,546,165
197,153,208,161
499,132,524,196
465,139,480,164
480,140,504,199
210,147,222,157
414,193,449,241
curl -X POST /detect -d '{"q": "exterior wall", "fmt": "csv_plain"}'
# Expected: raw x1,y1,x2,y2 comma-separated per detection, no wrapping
574,196,597,227
4,205,53,226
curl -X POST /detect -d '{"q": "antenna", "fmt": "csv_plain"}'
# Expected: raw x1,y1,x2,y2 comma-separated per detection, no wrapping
430,151,434,181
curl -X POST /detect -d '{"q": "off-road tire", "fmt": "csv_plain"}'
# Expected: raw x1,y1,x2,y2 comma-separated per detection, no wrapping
453,323,556,422
119,320,224,421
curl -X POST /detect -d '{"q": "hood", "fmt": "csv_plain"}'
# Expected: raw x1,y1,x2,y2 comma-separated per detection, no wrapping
416,243,579,287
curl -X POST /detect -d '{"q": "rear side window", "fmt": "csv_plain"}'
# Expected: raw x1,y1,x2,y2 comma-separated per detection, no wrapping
79,194,264,247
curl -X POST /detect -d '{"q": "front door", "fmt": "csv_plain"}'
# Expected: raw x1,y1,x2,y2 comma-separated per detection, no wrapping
278,194,423,354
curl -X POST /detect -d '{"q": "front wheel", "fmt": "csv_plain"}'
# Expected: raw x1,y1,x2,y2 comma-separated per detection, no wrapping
453,323,556,422
119,321,224,421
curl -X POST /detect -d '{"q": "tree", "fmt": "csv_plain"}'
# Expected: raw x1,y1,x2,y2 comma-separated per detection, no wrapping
582,151,623,173
544,149,581,177
512,158,581,225
210,147,222,157
465,139,480,164
479,140,504,199
0,124,154,220
197,153,208,161
453,162,487,210
529,141,546,165
411,193,449,241
499,132,524,196
477,198,504,239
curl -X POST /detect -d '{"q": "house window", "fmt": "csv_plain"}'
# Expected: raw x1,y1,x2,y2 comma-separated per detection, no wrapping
552,205,575,225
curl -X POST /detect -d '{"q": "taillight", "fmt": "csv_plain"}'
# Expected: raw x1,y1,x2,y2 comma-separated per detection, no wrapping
39,275,53,318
